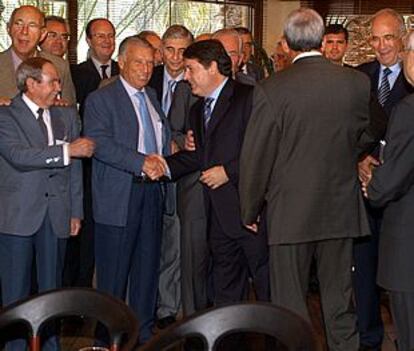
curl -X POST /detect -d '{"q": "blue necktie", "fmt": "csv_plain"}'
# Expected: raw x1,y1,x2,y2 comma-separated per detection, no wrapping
134,91,157,154
162,80,177,115
378,67,392,106
203,97,214,130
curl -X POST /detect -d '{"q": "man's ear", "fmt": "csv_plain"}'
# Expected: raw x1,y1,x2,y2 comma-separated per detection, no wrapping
208,61,219,75
39,26,47,43
281,38,290,55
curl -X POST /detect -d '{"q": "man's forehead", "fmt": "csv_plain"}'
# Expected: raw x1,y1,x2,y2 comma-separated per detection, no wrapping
13,7,43,22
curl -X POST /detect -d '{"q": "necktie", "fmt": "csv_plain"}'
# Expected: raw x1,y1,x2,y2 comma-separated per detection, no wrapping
100,64,109,80
162,80,177,115
378,67,392,106
134,91,157,154
203,97,214,130
37,108,48,144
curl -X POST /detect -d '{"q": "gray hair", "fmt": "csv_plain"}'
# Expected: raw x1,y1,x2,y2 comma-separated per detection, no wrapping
283,8,324,51
162,24,193,43
212,28,243,53
16,57,51,93
371,8,406,36
118,35,154,57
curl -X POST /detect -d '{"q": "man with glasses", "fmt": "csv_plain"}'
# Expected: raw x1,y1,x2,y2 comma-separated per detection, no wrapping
66,18,119,290
0,5,75,104
356,8,414,351
39,15,70,59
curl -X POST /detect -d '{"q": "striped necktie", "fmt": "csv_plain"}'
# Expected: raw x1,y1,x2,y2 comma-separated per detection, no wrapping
203,97,214,130
378,67,392,106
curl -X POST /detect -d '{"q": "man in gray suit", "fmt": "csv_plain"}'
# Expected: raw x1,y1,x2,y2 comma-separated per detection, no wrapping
0,57,94,350
0,5,75,104
239,8,373,350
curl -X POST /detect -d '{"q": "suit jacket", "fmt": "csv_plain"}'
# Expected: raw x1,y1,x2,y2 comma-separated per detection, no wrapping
357,60,413,117
71,58,119,117
84,78,171,227
0,48,76,104
367,94,414,292
148,65,165,104
0,95,82,238
239,55,372,245
167,79,253,236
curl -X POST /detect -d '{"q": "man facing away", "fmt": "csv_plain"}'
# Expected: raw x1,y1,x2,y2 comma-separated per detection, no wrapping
239,8,374,351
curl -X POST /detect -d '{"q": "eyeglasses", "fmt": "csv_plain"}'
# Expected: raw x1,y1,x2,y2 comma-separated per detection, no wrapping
47,31,70,41
91,33,115,41
12,19,43,31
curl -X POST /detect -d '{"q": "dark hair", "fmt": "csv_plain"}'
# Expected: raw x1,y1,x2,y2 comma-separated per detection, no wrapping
16,57,52,93
325,24,348,42
85,18,115,38
183,40,232,78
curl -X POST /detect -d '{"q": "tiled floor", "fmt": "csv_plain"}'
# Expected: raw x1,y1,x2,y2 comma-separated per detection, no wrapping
60,293,398,350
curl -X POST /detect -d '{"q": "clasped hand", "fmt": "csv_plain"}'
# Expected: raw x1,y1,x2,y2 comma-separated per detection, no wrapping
143,154,168,180
358,155,378,199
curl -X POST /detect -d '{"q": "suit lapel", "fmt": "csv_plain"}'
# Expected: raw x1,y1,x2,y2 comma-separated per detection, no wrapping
111,60,120,76
10,95,47,147
205,79,233,140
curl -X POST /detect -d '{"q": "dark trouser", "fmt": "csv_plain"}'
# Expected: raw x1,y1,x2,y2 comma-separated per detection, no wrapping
353,205,384,349
270,238,358,351
390,290,414,351
177,173,209,316
209,208,269,305
157,209,181,319
0,215,67,351
94,182,162,344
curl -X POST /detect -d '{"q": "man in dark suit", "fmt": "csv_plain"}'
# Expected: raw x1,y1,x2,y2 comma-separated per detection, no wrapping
71,18,119,117
362,30,414,351
239,9,373,350
154,40,269,305
355,9,413,350
148,24,193,328
0,57,94,350
65,18,119,288
84,36,171,344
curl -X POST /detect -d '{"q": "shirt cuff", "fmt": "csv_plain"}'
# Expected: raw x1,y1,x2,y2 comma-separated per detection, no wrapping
63,143,70,166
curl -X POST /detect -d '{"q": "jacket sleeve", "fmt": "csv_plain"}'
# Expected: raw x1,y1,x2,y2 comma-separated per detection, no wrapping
368,98,414,207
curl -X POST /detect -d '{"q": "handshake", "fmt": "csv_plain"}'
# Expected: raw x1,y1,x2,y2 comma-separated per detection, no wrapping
143,154,168,181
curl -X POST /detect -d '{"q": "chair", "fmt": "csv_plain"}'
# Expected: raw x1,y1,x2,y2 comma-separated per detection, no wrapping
0,288,139,351
140,302,316,350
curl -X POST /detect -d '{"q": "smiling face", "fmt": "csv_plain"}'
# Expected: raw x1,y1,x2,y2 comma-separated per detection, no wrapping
8,6,46,60
162,38,192,78
86,19,116,63
119,43,154,90
26,62,61,108
370,14,403,67
184,58,218,97
40,20,69,58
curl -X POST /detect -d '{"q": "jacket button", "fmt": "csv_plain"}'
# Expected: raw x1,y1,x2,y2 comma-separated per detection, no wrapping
45,193,49,197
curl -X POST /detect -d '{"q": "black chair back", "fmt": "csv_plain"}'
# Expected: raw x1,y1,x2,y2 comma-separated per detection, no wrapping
0,288,139,351
140,302,316,351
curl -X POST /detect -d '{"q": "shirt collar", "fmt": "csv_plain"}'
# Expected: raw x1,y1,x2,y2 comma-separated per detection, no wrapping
91,56,111,73
120,76,146,97
380,61,401,74
22,93,45,119
292,50,322,63
164,67,184,83
206,77,229,102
